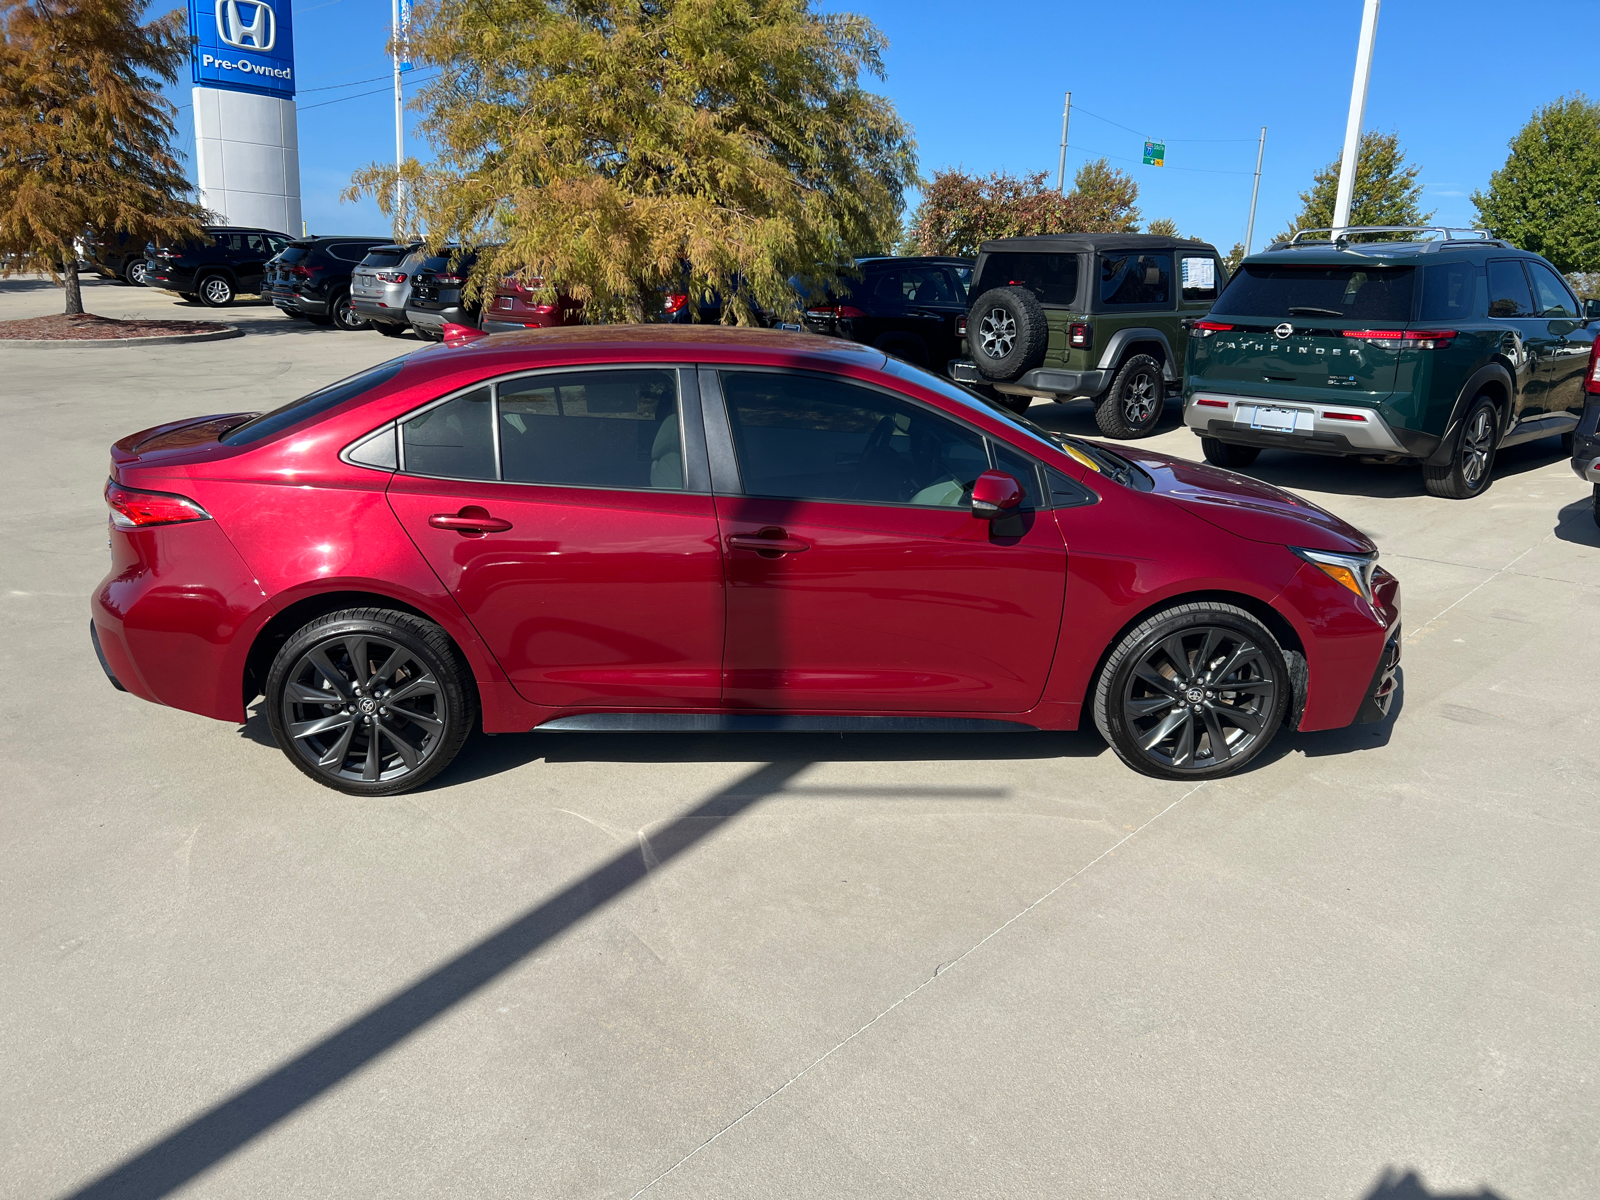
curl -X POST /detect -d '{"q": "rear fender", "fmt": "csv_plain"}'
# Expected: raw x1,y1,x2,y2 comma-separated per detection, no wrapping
1424,362,1516,466
1095,327,1178,380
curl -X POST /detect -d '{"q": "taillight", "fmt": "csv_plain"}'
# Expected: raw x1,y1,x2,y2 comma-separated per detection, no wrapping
105,480,211,530
1069,322,1092,349
804,304,865,319
1342,329,1456,348
287,265,314,279
154,247,180,260
434,273,466,285
956,315,967,336
376,271,407,284
1585,337,1600,393
664,292,689,314
1194,320,1234,334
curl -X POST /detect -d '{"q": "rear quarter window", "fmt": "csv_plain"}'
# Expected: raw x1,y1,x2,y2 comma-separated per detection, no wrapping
1420,262,1482,322
1211,265,1415,322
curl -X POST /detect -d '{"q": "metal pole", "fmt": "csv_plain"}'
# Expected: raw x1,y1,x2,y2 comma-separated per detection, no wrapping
392,0,404,239
1056,92,1071,193
1244,126,1267,253
1332,0,1380,235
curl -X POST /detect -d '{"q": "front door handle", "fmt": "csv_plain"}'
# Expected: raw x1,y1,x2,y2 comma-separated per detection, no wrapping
728,528,810,555
429,505,513,536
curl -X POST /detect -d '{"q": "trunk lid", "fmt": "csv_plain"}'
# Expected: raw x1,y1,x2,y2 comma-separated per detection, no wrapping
110,413,257,477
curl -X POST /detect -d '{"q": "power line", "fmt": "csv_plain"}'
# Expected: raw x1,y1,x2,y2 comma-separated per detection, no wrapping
299,73,435,111
1071,103,1259,144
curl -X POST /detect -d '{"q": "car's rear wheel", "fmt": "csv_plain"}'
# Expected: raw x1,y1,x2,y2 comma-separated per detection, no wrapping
1423,394,1497,499
330,289,369,331
375,320,408,338
265,609,475,796
1095,354,1165,438
1094,603,1288,780
197,274,235,307
1200,438,1260,469
125,260,148,287
1593,484,1599,530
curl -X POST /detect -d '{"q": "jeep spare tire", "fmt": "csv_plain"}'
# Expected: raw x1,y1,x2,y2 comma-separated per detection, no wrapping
968,286,1049,381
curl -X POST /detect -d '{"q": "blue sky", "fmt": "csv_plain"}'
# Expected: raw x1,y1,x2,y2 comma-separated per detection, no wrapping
165,0,1599,250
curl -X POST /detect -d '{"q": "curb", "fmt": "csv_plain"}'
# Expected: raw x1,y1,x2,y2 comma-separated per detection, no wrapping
0,325,244,348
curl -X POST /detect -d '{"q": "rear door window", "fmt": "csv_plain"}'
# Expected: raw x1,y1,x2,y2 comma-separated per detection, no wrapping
972,253,1079,307
401,388,496,480
1420,262,1481,322
1487,260,1536,318
1526,260,1578,317
1211,265,1416,321
1101,253,1173,307
498,369,682,491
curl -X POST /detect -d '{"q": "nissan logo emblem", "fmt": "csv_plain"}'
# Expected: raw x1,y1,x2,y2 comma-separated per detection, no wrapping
1273,322,1294,339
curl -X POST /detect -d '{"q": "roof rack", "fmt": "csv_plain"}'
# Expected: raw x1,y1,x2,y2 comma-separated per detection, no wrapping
1273,226,1509,252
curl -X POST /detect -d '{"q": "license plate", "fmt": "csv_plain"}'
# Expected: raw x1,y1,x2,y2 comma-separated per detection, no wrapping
1250,405,1301,433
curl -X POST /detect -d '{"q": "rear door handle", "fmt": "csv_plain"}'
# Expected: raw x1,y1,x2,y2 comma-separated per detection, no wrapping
429,505,513,536
728,529,810,555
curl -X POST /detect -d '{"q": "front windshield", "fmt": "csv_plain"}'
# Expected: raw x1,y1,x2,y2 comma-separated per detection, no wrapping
877,356,1143,485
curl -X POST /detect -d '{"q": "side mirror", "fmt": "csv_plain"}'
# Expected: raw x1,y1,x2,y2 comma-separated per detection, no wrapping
970,469,1024,518
1585,298,1600,320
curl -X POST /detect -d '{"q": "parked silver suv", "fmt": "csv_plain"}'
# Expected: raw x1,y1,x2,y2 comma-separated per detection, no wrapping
351,242,424,339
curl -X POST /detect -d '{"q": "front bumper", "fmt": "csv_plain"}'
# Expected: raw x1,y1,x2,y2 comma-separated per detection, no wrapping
949,359,1109,399
1184,392,1418,458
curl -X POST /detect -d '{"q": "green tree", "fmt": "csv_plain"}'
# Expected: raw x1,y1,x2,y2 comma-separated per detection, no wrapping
348,0,917,323
0,0,204,314
1145,217,1180,238
1473,93,1600,274
1273,130,1432,243
904,159,1140,256
1223,241,1245,274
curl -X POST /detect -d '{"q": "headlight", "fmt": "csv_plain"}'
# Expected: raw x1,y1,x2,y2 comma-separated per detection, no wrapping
1291,546,1377,606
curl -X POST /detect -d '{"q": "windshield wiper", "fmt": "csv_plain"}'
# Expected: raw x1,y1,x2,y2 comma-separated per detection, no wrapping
1286,306,1342,317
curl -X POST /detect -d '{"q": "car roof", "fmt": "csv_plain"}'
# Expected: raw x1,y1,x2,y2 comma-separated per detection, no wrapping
855,255,975,268
289,235,392,247
978,233,1216,255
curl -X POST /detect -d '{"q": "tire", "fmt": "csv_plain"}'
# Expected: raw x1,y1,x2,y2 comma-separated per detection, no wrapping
412,325,443,342
1200,437,1260,469
1094,602,1289,780
1560,428,1576,457
1593,484,1599,531
329,289,369,331
1000,395,1032,416
125,260,148,287
968,286,1049,381
1094,354,1165,438
1423,394,1497,499
179,292,199,303
265,608,476,797
197,273,235,307
375,320,409,338
876,335,929,367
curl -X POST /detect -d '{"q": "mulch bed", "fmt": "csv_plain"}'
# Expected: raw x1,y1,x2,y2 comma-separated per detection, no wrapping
0,312,232,340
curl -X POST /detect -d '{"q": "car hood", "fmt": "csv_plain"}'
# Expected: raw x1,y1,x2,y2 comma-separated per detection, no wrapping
1112,444,1375,554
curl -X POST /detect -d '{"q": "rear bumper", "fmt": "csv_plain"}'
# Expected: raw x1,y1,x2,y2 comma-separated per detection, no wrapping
272,289,328,315
1184,392,1426,457
1575,455,1600,484
407,307,470,333
950,359,1110,400
351,294,408,323
90,620,127,692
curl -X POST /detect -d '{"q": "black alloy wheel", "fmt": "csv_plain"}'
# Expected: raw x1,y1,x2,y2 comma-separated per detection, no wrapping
330,290,369,331
1095,354,1164,439
265,609,474,796
1095,603,1288,780
1423,394,1497,499
1200,437,1260,469
978,306,1016,359
125,259,149,287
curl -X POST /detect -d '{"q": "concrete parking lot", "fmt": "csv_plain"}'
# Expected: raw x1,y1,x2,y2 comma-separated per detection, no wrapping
3,275,1596,1200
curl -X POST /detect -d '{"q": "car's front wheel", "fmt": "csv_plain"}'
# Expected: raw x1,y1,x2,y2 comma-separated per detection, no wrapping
197,274,235,307
1094,602,1289,780
125,260,148,287
265,608,475,796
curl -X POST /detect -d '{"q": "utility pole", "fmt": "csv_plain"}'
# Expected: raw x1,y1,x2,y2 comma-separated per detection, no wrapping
1244,126,1267,253
1056,92,1071,193
392,0,406,240
1332,0,1380,235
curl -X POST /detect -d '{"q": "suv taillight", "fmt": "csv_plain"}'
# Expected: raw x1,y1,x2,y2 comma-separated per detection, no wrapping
286,265,315,279
434,272,466,285
956,315,967,336
664,292,689,314
1586,337,1600,394
105,480,211,530
804,304,865,320
1069,322,1092,349
1343,329,1457,349
376,270,407,284
1194,320,1234,334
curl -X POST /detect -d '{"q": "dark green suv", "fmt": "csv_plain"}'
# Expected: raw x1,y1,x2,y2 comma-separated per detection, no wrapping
1184,227,1598,499
950,233,1227,437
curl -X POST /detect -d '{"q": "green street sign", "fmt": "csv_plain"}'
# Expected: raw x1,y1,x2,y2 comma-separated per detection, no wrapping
1143,140,1165,167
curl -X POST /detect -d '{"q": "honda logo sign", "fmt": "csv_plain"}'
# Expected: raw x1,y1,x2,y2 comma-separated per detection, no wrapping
216,0,275,51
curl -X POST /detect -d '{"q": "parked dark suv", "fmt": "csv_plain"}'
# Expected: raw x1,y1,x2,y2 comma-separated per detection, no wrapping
405,246,486,340
799,256,973,371
951,233,1226,436
266,236,392,330
1184,227,1598,499
146,226,293,307
85,229,155,286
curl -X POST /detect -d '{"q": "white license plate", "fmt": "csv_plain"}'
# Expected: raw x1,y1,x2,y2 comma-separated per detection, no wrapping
1250,405,1301,433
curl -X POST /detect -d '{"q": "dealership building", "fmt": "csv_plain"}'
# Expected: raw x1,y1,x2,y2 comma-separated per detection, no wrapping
188,0,302,234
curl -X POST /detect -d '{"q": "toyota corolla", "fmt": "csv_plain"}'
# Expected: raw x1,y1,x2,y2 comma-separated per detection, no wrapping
91,326,1400,795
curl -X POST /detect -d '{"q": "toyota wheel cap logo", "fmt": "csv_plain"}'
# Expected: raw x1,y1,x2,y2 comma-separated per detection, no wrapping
1273,322,1294,339
216,0,275,51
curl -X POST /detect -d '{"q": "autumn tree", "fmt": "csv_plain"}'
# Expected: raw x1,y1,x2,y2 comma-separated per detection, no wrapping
1273,130,1431,243
1473,94,1600,274
904,159,1141,256
0,0,205,314
348,0,916,323
1145,217,1180,237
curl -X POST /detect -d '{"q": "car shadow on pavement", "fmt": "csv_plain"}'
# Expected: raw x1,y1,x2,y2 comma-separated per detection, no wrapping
1218,436,1573,501
1250,668,1404,769
1027,395,1188,440
1360,1168,1510,1200
1554,492,1600,547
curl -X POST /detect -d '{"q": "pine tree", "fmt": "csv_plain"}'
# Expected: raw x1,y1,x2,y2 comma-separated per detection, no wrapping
348,0,917,323
1145,218,1180,238
1473,94,1600,274
1273,130,1432,244
0,0,205,314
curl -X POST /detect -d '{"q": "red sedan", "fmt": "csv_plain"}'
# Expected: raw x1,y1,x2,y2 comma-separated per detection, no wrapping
91,326,1400,795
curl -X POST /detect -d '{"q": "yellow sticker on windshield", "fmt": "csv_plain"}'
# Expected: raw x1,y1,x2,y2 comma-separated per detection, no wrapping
1063,444,1102,472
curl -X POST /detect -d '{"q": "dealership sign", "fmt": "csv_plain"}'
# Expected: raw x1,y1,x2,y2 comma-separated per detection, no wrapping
189,0,295,97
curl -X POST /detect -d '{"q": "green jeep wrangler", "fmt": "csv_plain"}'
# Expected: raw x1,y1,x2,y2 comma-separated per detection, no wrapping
950,233,1228,438
1184,226,1598,499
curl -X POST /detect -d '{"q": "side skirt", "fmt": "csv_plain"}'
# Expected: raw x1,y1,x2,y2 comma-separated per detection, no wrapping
531,713,1040,734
